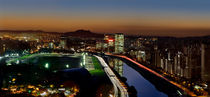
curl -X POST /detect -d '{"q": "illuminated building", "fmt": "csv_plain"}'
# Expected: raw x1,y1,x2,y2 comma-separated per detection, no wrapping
137,50,146,62
96,41,103,50
201,44,210,83
60,36,67,49
114,33,124,54
108,39,114,47
103,34,115,53
3,44,5,53
49,42,54,49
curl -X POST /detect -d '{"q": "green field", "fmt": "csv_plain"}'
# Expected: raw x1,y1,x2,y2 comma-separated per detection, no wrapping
6,54,35,64
89,57,105,76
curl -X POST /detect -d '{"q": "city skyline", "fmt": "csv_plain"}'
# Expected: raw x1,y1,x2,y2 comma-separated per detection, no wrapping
1,1,210,96
0,0,210,37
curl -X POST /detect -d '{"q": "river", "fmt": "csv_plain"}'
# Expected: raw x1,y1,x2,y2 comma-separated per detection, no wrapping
107,57,183,97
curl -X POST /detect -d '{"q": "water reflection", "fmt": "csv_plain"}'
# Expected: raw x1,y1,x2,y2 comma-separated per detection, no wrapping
109,59,123,76
123,63,167,97
108,58,167,97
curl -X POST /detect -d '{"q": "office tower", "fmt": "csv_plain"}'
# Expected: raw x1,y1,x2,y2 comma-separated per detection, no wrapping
201,44,210,83
115,33,124,54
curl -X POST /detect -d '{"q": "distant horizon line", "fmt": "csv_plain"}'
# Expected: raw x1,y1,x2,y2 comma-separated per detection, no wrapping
1,29,210,38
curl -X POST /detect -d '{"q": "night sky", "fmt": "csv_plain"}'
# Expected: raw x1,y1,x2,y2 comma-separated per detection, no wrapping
0,0,210,37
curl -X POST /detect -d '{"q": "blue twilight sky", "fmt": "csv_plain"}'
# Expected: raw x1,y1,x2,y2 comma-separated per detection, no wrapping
0,0,210,36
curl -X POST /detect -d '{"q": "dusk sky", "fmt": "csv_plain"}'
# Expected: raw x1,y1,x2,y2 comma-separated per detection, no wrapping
0,0,210,37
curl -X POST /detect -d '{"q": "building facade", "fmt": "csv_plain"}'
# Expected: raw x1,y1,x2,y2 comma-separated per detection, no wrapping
114,33,124,54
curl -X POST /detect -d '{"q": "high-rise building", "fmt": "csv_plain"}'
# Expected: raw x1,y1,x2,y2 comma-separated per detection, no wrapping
103,34,114,53
201,44,210,83
184,45,201,80
114,33,124,54
60,36,67,49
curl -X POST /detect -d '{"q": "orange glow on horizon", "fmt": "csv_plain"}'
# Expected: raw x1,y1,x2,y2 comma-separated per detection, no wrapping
1,15,210,37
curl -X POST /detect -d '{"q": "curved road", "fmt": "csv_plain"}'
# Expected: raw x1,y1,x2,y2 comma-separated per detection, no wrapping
94,55,129,97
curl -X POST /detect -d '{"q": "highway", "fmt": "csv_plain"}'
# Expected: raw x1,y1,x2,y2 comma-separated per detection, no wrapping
94,55,129,97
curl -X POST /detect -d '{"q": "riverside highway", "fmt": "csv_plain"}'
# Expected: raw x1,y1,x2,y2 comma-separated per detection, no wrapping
94,55,129,97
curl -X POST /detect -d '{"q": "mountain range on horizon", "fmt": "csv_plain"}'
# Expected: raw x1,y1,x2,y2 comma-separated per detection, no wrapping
1,29,210,38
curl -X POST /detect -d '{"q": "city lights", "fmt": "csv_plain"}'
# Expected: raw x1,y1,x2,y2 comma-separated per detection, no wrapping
108,39,114,42
0,1,210,96
66,64,69,68
45,63,49,69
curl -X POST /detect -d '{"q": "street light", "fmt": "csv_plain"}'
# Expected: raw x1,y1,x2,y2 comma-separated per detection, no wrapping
83,54,85,66
45,63,49,69
66,64,69,68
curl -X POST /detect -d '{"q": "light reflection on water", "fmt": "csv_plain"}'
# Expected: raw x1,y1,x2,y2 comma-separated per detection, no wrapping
123,63,167,97
109,58,167,97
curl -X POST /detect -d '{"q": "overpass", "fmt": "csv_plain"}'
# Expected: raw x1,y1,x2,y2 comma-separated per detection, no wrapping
94,55,129,97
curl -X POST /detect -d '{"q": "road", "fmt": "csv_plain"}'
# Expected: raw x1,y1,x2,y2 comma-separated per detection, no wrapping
94,55,129,97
